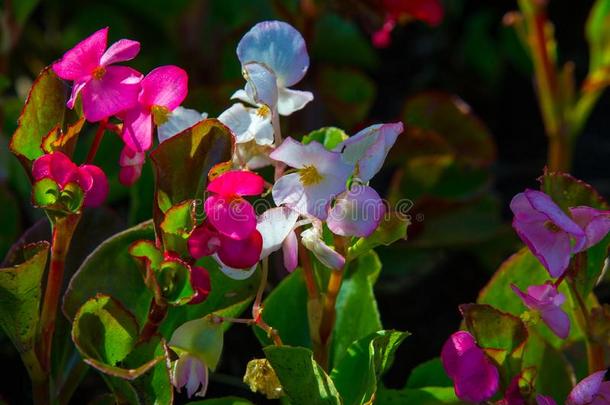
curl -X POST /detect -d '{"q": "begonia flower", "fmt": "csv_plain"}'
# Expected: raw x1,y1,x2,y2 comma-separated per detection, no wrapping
158,107,207,143
569,206,610,251
256,207,300,271
271,138,353,220
512,282,570,339
189,266,211,305
327,184,386,238
567,370,610,405
441,330,499,403
121,65,188,152
510,190,586,278
52,27,142,122
172,353,209,398
32,152,108,207
237,21,313,116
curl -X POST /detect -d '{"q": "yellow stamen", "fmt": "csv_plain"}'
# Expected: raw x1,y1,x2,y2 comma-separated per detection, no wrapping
152,105,171,125
256,105,271,118
92,66,106,80
299,165,323,186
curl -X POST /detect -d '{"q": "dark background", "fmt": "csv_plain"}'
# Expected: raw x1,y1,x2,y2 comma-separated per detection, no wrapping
1,0,610,403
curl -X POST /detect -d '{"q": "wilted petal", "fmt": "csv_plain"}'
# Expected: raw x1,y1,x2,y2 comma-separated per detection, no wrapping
257,207,300,259
121,106,153,152
327,185,386,237
283,230,298,272
567,370,607,405
237,20,309,87
188,223,221,259
100,39,140,66
570,206,610,251
139,65,188,110
301,226,345,269
78,164,109,207
243,62,278,107
158,107,206,143
218,103,273,145
52,27,107,81
207,170,265,197
205,195,257,240
336,122,403,182
277,87,313,116
81,65,142,122
218,230,263,269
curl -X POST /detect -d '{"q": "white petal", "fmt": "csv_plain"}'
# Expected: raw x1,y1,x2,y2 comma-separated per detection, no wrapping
237,20,309,87
215,255,258,280
301,227,345,269
257,207,300,259
277,87,313,116
158,106,206,143
270,137,352,175
243,62,278,108
336,122,403,182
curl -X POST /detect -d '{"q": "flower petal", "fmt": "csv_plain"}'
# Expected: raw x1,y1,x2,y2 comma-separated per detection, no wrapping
78,164,109,207
218,230,263,269
283,229,298,272
327,185,386,237
188,222,221,260
139,65,188,110
277,87,313,116
204,195,257,240
32,152,78,187
121,106,153,152
52,27,107,81
569,206,610,250
81,65,142,122
257,207,300,259
216,257,258,280
67,80,87,109
189,266,211,305
301,226,345,269
536,395,557,405
336,122,403,182
207,170,264,197
567,370,607,405
243,62,278,107
441,331,479,379
218,103,273,145
237,21,309,87
100,39,140,66
158,106,206,143
119,145,145,186
540,306,570,339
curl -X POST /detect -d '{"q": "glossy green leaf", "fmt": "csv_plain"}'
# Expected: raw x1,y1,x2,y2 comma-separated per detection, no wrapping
347,212,409,261
0,241,49,353
159,199,195,254
169,317,224,370
302,127,348,150
10,67,67,170
63,221,155,325
330,330,409,405
186,397,254,405
264,345,341,405
406,358,453,388
376,386,465,404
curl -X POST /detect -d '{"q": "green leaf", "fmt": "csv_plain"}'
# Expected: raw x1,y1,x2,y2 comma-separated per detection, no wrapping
0,241,49,353
169,317,224,370
347,212,409,261
10,68,67,170
186,397,254,405
587,0,610,73
540,171,608,211
150,119,233,230
159,199,195,254
12,0,40,24
63,221,155,325
376,386,465,404
302,127,348,150
331,266,382,368
406,358,453,388
330,330,409,405
478,247,587,348
264,345,342,405
156,259,196,306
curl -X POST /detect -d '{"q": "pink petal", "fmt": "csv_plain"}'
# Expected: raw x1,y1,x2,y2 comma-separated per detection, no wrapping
524,190,585,241
536,395,557,405
593,382,610,405
100,39,140,66
32,152,79,188
540,306,570,339
372,18,396,48
207,170,264,197
119,165,142,186
189,266,211,305
139,65,188,110
218,230,263,269
503,374,526,405
67,80,87,109
327,185,386,237
188,223,221,259
121,106,153,152
118,145,145,186
570,206,610,250
78,164,109,207
568,370,607,405
441,331,479,379
52,27,107,81
282,229,298,272
81,65,142,122
204,195,256,240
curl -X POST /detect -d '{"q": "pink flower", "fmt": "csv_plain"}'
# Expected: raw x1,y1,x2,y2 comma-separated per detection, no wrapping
567,370,610,405
569,206,610,250
510,190,586,278
172,353,208,398
121,65,188,152
32,152,108,207
441,331,499,403
189,266,211,305
52,27,142,122
118,145,145,186
511,282,570,339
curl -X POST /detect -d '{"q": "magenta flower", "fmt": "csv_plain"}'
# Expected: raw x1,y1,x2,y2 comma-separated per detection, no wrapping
441,330,499,403
121,65,188,152
511,282,570,339
188,265,211,305
569,206,610,250
52,27,142,122
32,152,108,207
510,190,586,278
567,370,610,405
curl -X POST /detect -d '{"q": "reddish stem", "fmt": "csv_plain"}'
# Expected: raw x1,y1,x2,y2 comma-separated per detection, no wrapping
85,119,108,164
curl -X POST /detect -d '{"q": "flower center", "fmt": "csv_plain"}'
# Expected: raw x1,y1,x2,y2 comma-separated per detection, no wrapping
299,165,323,186
92,65,106,80
544,221,561,233
152,105,171,125
256,105,271,118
